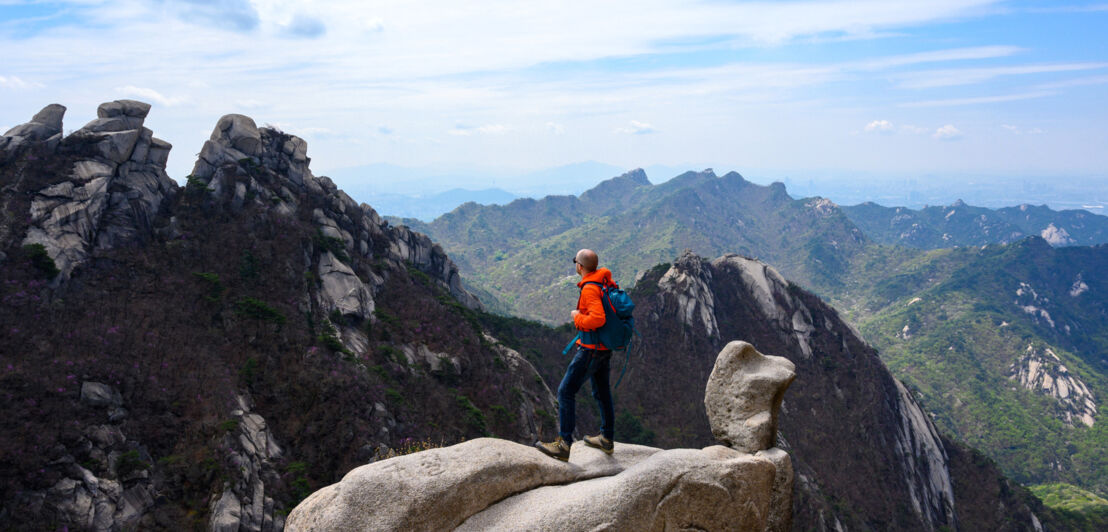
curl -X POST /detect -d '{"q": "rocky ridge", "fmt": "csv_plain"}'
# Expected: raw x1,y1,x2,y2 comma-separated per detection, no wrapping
841,200,1108,249
404,167,868,323
4,101,176,281
1,101,552,530
286,340,796,531
600,251,1045,530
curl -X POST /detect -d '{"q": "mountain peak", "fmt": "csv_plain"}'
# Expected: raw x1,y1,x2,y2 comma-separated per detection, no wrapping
579,168,653,205
622,168,651,186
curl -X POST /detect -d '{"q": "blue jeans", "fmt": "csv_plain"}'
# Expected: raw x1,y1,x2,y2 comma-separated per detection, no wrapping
557,347,614,443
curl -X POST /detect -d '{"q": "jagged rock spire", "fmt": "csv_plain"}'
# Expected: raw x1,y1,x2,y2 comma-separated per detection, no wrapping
8,100,176,281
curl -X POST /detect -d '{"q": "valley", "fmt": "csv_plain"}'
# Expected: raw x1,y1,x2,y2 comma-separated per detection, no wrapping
405,167,1108,509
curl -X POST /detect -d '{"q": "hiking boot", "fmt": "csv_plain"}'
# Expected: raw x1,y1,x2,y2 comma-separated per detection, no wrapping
583,434,614,454
534,437,571,461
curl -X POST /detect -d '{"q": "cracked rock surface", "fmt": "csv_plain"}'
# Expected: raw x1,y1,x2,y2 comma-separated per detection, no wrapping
286,341,795,532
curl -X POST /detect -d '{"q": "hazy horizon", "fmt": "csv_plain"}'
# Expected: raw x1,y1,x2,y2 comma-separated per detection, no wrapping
2,0,1106,209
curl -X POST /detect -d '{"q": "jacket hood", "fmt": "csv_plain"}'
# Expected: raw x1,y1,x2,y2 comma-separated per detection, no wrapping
578,267,613,287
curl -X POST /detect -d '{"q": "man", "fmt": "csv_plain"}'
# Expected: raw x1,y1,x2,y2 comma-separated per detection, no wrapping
535,248,615,461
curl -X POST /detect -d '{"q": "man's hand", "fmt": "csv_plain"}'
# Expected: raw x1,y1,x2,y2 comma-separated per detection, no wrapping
570,309,580,320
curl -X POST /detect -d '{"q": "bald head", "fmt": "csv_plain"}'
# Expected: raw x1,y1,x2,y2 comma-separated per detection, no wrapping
575,249,599,273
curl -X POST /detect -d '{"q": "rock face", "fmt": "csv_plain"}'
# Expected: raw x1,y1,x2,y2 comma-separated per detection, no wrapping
615,251,1045,530
1,101,522,531
31,382,157,531
705,341,796,453
209,394,286,532
1010,344,1097,427
3,100,177,281
2,103,65,151
188,112,480,351
286,341,795,531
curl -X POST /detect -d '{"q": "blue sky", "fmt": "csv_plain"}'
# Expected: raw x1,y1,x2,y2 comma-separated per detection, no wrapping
1,0,1106,194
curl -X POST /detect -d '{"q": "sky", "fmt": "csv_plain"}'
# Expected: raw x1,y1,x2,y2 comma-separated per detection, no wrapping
1,0,1106,197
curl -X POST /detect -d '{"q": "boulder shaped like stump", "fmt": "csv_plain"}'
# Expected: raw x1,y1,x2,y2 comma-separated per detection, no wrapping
705,341,796,453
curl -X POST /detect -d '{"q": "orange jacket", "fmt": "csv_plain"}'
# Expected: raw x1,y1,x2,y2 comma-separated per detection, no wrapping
573,267,612,349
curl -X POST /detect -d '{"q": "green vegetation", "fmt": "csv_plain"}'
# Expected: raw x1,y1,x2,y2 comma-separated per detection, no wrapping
235,297,286,325
615,411,655,446
842,240,1108,495
385,388,404,405
314,230,350,263
240,357,259,386
414,170,871,323
456,394,488,435
407,265,432,286
317,320,352,357
184,174,214,196
411,170,1108,497
1030,484,1108,531
115,450,149,478
377,345,406,366
192,271,224,302
239,250,259,281
22,243,59,279
284,461,314,506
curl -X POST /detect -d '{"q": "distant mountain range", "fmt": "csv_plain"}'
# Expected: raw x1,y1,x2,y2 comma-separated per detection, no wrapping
358,188,518,221
843,200,1108,248
400,168,868,322
849,237,1108,496
403,167,1108,505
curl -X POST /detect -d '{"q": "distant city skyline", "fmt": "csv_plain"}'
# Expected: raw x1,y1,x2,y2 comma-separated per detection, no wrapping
2,0,1106,195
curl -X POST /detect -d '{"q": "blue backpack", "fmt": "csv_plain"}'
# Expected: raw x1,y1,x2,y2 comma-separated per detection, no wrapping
563,281,639,388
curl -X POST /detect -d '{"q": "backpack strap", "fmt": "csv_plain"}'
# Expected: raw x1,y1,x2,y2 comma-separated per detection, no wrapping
566,281,607,354
562,332,581,355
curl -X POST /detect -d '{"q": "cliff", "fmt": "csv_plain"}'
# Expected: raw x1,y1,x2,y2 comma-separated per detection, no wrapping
0,102,550,530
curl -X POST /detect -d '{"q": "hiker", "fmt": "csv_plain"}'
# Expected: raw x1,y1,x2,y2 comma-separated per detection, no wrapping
535,248,616,461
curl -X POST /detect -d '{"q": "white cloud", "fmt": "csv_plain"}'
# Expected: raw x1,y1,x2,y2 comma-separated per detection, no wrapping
0,75,42,89
616,120,657,135
362,17,385,33
933,124,962,140
5,0,1103,180
1002,124,1043,135
901,91,1054,107
115,85,185,106
449,124,509,136
864,119,894,133
895,62,1108,89
855,45,1023,70
1035,74,1108,90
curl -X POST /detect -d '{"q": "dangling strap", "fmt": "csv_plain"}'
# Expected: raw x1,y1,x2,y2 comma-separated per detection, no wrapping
613,325,642,389
562,332,582,355
613,336,631,389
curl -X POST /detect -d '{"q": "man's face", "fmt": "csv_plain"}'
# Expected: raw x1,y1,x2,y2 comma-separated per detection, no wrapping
573,255,582,276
